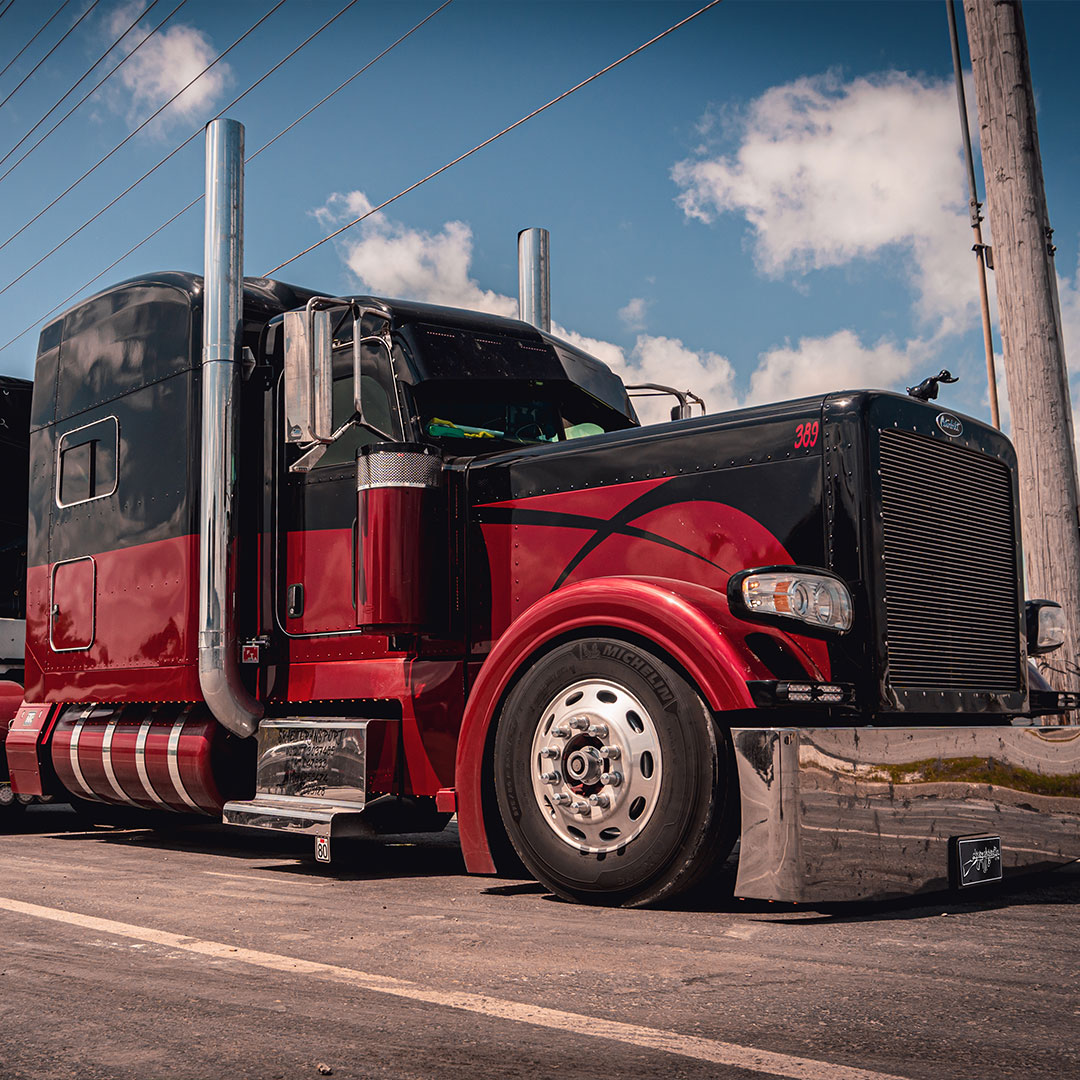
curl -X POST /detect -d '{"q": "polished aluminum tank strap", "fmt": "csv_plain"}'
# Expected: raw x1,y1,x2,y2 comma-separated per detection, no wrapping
166,708,200,811
134,717,168,807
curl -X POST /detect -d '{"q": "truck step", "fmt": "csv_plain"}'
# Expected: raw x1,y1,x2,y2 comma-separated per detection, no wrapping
222,795,371,837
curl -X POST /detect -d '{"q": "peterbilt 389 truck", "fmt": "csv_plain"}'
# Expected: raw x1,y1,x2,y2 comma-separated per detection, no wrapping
3,121,1079,906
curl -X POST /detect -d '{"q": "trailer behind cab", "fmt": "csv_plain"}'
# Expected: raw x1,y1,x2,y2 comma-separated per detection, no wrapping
2,119,1079,906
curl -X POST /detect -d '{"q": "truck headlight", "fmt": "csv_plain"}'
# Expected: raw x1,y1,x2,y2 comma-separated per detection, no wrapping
728,567,854,636
1026,600,1066,655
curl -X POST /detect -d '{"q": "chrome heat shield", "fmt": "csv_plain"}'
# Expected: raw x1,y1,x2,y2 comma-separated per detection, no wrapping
732,724,1080,902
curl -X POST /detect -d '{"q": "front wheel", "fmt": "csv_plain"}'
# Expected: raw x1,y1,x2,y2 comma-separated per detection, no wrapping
494,638,737,906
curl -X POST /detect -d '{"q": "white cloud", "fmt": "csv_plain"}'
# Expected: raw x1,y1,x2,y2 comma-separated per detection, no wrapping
107,2,230,128
618,297,648,331
317,191,517,318
313,192,930,426
747,329,927,406
673,71,977,334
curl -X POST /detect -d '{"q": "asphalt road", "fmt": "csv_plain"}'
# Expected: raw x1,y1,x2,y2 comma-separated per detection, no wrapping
0,804,1077,1080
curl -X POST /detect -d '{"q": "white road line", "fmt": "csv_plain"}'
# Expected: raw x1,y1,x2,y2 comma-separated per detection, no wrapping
0,895,910,1080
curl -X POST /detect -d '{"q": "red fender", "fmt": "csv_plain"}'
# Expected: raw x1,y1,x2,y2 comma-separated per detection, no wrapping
454,575,828,874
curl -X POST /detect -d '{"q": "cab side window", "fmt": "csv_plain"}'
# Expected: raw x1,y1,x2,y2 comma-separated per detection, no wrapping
57,417,118,506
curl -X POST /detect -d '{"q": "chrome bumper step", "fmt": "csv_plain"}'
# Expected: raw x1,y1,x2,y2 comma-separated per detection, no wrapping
222,717,376,857
223,795,371,837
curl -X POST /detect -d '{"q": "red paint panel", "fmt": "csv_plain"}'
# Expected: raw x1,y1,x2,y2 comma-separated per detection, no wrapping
284,527,355,634
25,534,201,703
5,704,55,796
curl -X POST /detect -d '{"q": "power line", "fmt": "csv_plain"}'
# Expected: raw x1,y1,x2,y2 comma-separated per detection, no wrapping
0,0,69,83
0,1,18,26
0,0,188,179
266,0,723,276
0,0,165,172
244,0,453,164
0,0,454,355
0,0,367,295
0,0,101,114
0,0,289,260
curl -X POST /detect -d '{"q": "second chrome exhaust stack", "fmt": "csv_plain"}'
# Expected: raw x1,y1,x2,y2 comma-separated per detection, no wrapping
198,117,261,739
518,227,550,332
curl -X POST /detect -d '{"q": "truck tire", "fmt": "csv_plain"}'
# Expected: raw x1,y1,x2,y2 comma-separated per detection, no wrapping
494,638,737,906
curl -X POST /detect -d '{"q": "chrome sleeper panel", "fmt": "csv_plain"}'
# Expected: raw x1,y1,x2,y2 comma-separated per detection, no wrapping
732,725,1080,902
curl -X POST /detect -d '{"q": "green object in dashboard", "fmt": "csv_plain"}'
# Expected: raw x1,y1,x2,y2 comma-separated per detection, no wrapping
428,417,500,439
564,422,604,439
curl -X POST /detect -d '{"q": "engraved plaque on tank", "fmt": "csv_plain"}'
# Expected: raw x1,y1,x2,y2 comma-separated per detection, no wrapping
255,720,367,806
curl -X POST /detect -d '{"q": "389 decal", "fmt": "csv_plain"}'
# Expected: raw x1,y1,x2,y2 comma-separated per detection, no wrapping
794,420,819,449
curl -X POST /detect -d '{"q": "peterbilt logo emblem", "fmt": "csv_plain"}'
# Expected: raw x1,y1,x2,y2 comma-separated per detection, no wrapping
936,412,963,437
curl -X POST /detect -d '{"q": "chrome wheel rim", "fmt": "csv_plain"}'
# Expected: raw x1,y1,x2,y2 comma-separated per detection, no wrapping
529,677,663,853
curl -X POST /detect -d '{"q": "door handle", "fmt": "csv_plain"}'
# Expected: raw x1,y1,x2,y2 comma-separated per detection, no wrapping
287,583,304,618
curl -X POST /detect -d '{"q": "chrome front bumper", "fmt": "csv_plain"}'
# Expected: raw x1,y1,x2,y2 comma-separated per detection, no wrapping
732,724,1080,902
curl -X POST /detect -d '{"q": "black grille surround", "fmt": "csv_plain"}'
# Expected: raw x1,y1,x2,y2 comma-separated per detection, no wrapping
878,428,1022,694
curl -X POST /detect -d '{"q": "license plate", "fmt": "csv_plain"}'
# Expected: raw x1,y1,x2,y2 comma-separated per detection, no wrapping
953,835,1002,887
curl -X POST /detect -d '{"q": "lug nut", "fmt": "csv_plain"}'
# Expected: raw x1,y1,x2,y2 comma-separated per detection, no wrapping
600,771,623,787
551,793,571,806
540,771,561,785
551,725,570,738
587,723,608,738
600,745,621,760
569,716,589,731
540,747,561,760
570,800,590,814
588,794,610,808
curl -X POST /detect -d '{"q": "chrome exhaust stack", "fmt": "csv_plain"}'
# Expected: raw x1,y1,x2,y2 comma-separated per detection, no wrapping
517,227,550,332
198,117,261,739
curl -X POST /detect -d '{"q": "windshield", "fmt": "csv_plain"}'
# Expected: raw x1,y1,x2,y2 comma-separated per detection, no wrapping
412,379,635,450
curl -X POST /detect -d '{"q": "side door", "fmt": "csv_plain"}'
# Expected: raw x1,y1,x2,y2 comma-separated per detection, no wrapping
275,313,405,638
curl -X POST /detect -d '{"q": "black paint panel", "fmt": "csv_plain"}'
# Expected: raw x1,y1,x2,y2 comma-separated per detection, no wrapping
0,376,30,618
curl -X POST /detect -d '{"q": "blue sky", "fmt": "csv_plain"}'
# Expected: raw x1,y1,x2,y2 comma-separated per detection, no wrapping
0,0,1078,427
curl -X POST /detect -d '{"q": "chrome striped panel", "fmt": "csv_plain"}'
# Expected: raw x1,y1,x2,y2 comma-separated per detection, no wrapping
167,715,200,811
134,718,168,807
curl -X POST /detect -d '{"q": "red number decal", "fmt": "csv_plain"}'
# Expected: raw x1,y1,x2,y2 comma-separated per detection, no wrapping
794,421,819,449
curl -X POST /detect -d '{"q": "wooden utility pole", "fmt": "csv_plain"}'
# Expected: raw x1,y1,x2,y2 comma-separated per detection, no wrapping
964,0,1080,692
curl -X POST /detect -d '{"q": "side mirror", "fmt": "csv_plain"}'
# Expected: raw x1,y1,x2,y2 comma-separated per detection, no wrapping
353,309,395,442
283,299,336,444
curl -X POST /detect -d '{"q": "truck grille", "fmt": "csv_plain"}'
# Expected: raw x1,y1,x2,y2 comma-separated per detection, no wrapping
878,429,1021,691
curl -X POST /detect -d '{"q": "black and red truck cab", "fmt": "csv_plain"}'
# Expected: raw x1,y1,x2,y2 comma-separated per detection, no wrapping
4,270,1078,905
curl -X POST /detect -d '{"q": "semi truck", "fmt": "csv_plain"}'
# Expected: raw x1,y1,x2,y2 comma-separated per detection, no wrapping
3,120,1079,905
